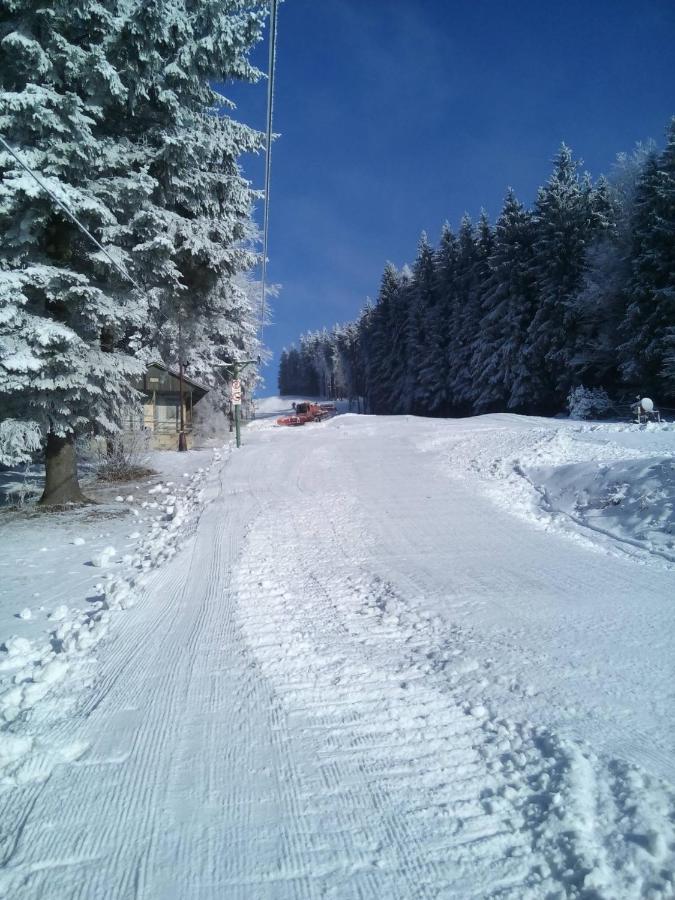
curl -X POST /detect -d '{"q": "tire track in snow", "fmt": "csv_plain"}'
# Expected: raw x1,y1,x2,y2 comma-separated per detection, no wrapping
1,418,673,898
0,453,322,898
234,451,535,897
233,428,675,899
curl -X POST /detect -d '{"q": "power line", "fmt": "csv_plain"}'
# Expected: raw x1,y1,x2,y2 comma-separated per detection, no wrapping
0,134,142,292
259,0,279,341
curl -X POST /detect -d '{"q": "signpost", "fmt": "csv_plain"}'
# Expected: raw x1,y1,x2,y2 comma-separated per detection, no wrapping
231,377,243,448
177,311,188,452
225,359,259,448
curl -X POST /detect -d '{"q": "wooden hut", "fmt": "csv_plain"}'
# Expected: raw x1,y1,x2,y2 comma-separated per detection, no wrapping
137,362,209,450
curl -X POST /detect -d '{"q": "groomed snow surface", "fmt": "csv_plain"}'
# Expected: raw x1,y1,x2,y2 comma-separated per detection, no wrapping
1,401,674,899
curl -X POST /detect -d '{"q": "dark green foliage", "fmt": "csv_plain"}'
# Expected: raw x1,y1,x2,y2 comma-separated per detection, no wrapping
280,121,675,416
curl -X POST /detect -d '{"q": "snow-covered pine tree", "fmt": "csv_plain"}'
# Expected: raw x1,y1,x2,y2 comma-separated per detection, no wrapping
524,145,602,411
278,348,290,394
564,175,618,388
0,0,145,504
314,329,336,398
407,233,436,414
447,214,484,413
388,263,415,414
335,320,364,409
464,210,494,410
472,191,538,413
618,118,675,398
99,0,267,403
0,0,267,504
355,300,375,412
569,148,654,395
326,324,349,400
298,333,321,396
279,345,305,395
424,223,458,415
366,263,406,414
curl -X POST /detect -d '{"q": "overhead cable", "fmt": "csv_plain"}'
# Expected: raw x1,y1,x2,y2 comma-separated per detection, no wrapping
259,0,279,340
0,134,142,292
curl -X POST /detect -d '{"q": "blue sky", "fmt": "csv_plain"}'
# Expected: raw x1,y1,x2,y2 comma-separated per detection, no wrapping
225,0,675,384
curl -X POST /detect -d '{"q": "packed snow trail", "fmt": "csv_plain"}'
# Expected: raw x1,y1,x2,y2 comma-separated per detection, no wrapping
1,408,674,898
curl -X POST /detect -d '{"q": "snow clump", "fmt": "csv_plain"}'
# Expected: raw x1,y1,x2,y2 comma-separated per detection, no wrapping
90,546,117,567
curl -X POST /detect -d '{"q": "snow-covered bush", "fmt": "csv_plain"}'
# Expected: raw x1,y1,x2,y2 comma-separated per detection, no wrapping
95,430,153,482
567,386,612,419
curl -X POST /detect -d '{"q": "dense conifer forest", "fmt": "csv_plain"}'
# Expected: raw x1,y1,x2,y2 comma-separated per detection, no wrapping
279,123,675,417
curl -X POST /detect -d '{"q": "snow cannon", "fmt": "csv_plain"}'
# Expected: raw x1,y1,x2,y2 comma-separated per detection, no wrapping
633,396,661,424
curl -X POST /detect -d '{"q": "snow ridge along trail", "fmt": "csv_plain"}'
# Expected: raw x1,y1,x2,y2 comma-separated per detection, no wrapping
1,409,673,898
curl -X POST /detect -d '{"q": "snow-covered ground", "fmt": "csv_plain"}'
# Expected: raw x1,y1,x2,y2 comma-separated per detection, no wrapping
0,402,673,899
0,446,227,787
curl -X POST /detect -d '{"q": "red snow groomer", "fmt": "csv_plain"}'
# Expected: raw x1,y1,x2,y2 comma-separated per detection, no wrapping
276,401,336,427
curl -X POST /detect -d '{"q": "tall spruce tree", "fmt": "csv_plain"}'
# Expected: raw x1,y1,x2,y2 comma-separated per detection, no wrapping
0,0,145,503
524,145,601,410
472,191,538,413
368,263,405,414
446,214,479,412
388,264,414,413
0,0,266,503
408,233,436,414
618,119,675,397
425,223,458,415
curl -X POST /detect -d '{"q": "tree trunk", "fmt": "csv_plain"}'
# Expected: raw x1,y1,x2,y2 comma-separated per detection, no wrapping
39,432,91,506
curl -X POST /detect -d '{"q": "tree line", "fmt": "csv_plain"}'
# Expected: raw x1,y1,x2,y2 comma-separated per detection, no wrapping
0,0,269,504
279,121,675,417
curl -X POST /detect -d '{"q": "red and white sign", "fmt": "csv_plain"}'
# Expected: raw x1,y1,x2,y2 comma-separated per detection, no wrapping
231,379,242,404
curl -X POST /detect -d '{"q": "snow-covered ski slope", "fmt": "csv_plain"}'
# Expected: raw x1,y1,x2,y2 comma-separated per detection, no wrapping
1,401,674,899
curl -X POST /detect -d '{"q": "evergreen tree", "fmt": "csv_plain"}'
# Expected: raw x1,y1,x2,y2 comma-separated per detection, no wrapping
472,191,537,412
524,145,601,410
446,214,479,412
336,320,365,409
356,300,376,412
618,119,675,397
0,0,266,503
101,0,267,389
367,263,405,414
0,0,145,503
407,233,436,413
424,223,458,415
278,348,290,394
388,264,414,413
464,210,494,409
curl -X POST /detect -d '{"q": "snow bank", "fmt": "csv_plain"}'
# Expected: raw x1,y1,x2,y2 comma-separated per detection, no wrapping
420,417,675,568
525,455,675,562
